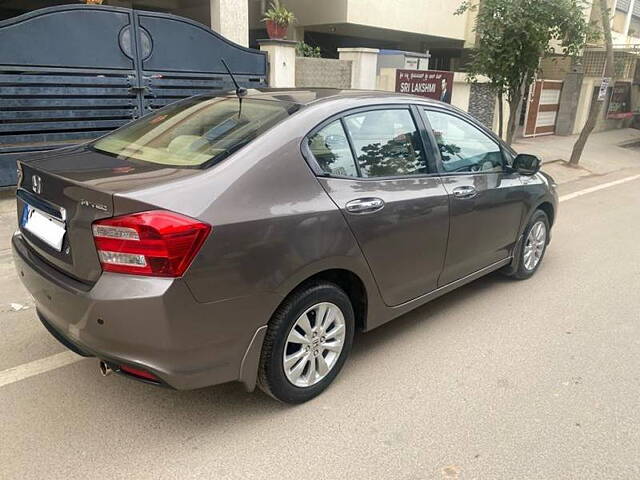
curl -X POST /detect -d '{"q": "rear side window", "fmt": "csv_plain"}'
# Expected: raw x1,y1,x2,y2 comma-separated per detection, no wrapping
424,109,504,173
343,109,428,178
92,97,296,168
308,120,359,177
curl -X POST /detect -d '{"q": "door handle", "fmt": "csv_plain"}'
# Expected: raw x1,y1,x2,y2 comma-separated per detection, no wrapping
452,186,477,199
345,197,385,214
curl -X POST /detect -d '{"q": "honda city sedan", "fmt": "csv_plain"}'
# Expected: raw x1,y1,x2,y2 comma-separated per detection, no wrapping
13,89,557,403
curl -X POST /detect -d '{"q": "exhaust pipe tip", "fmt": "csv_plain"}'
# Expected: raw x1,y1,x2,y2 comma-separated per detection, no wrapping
99,360,113,377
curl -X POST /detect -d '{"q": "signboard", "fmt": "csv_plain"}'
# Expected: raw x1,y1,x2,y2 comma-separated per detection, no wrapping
418,58,430,71
396,69,454,103
403,56,430,71
597,77,610,101
607,81,633,119
404,57,419,70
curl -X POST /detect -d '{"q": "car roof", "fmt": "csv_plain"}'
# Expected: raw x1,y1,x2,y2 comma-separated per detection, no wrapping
219,87,447,108
214,87,504,146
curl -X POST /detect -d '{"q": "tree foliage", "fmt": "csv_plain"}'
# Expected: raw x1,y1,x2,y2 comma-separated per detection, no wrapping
456,0,595,144
356,135,423,177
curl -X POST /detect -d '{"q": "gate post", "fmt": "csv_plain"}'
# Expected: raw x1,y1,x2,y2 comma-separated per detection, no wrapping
259,39,297,88
210,0,248,47
338,48,379,90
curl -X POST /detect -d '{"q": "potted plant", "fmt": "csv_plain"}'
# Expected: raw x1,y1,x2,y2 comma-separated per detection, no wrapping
262,0,295,40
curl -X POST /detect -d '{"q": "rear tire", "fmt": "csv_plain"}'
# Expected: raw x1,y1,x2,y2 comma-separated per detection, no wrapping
508,209,550,280
258,281,355,404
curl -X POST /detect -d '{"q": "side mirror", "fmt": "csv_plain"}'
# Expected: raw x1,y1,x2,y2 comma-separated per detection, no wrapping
513,154,541,176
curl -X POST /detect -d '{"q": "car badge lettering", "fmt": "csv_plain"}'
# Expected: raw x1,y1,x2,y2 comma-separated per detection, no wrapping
32,175,42,194
80,199,109,212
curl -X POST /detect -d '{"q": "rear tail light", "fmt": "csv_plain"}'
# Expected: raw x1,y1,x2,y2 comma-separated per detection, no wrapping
92,210,211,277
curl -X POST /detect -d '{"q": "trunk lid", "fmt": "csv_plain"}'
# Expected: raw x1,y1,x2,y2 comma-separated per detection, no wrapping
16,147,201,284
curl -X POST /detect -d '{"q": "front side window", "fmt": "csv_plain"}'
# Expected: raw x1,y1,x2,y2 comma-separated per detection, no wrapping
307,120,358,177
93,97,296,168
342,109,428,178
424,109,504,174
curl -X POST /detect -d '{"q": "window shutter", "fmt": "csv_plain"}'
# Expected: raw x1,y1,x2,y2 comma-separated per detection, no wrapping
617,0,631,13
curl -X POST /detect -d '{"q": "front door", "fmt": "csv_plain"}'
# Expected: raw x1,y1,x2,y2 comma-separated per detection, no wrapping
308,107,450,307
421,107,525,286
524,80,563,137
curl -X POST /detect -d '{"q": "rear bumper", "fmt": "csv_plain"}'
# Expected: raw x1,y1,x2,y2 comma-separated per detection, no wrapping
36,311,173,388
12,232,275,390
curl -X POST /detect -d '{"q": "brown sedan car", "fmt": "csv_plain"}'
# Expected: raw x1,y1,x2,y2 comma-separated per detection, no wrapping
13,89,557,403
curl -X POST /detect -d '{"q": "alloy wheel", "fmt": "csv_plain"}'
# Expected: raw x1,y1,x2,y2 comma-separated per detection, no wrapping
283,302,346,388
523,220,547,271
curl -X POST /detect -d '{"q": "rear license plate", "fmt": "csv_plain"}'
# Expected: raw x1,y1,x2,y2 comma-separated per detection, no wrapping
21,204,66,252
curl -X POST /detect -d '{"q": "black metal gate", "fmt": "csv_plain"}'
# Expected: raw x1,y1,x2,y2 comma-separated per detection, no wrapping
0,5,267,186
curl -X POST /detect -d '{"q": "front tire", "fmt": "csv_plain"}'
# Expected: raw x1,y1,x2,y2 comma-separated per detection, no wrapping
510,209,550,280
258,282,355,404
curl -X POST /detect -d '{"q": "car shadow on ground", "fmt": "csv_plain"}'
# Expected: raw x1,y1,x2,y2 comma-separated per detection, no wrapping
349,271,511,360
67,270,512,429
19,267,521,448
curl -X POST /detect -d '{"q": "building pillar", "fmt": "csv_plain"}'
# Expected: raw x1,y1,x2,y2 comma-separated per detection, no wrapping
555,70,585,136
210,0,248,47
338,48,379,90
623,0,637,37
258,39,297,88
467,83,496,128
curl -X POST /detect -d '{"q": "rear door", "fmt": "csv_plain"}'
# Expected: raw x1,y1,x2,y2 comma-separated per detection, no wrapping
420,107,525,286
308,105,450,307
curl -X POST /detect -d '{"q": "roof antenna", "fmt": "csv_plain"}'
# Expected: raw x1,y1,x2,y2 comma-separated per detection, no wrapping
221,58,247,98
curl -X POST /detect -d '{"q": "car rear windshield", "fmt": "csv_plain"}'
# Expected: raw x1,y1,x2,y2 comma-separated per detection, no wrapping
92,96,297,168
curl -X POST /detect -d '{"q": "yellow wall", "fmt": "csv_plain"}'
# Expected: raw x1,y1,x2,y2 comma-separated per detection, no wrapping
257,0,472,41
345,0,468,40
463,0,480,47
612,10,627,33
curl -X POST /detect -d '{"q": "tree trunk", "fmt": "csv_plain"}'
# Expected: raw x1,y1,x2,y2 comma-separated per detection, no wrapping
505,90,522,145
568,93,604,166
569,0,615,166
497,91,504,139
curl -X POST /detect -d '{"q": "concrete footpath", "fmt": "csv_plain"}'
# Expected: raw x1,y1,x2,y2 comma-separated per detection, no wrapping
513,128,640,185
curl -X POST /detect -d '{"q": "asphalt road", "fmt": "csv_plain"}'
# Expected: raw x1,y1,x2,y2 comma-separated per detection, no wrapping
1,171,639,480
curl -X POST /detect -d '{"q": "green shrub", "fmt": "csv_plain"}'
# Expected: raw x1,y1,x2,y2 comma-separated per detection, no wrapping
296,41,321,58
